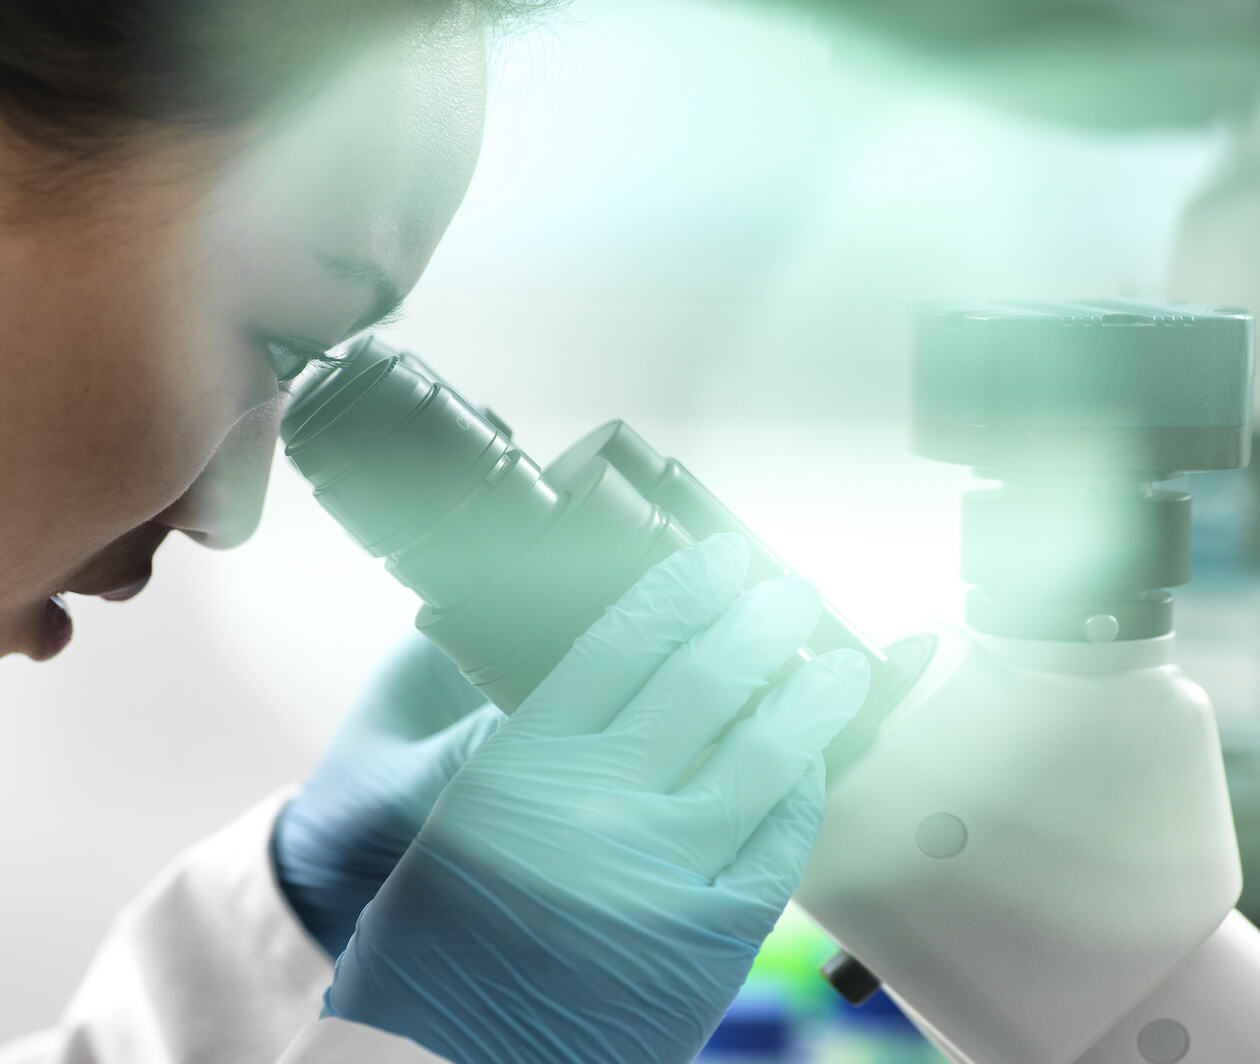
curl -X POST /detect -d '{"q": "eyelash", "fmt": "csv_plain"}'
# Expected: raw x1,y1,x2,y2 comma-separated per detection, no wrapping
265,298,406,394
267,339,356,394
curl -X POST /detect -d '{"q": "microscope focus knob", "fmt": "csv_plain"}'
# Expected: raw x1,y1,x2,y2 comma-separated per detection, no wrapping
821,950,881,1005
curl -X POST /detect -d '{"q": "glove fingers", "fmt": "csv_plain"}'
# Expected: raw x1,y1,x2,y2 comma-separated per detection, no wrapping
673,650,867,877
603,577,823,790
713,753,826,913
353,630,489,742
509,533,749,738
402,702,504,810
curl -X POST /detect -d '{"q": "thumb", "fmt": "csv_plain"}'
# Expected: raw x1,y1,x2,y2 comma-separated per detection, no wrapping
355,630,491,742
409,702,504,794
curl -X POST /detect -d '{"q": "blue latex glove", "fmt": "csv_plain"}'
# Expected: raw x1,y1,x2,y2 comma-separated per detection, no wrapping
324,533,870,1064
274,632,503,959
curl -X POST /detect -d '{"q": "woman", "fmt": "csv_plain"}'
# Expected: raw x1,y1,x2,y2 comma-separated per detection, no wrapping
0,2,869,1061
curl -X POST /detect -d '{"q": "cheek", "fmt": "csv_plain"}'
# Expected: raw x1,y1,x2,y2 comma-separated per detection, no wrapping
81,262,257,506
0,231,272,597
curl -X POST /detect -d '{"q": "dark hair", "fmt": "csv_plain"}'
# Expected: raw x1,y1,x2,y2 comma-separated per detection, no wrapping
0,0,549,164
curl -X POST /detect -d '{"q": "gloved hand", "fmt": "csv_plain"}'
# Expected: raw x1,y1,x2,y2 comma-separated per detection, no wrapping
273,632,503,959
323,533,870,1064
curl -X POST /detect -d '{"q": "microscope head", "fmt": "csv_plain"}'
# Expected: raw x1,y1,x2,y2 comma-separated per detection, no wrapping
912,300,1254,641
279,334,912,713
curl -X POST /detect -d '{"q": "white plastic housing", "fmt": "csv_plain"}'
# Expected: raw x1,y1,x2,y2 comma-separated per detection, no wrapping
797,628,1244,1064
1074,909,1260,1062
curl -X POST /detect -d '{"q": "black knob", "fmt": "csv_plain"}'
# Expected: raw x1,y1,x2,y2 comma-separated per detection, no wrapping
821,950,881,1005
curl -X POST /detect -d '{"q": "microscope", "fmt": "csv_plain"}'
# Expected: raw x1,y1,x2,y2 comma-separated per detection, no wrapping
280,299,1260,1064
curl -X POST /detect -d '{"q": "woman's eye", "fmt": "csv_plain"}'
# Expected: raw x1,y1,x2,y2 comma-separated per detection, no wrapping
264,336,359,394
265,339,328,388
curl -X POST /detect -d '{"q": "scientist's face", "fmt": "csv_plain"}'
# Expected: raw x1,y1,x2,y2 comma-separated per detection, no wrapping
0,15,486,661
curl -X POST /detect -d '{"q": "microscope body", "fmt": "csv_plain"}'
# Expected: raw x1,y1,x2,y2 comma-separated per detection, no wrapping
798,626,1260,1063
281,300,1260,1064
793,301,1260,1063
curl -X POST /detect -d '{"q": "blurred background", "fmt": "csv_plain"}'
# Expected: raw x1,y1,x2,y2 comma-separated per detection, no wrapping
4,0,1260,1059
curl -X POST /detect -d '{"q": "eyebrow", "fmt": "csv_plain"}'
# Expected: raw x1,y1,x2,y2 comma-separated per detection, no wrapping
316,252,408,338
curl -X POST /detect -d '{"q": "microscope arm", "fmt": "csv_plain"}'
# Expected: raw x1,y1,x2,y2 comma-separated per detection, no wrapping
796,626,1260,1064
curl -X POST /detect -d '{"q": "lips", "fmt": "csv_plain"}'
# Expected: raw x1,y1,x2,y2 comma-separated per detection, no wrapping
61,522,168,602
22,523,171,662
97,573,153,602
65,566,153,602
35,565,152,660
37,594,73,661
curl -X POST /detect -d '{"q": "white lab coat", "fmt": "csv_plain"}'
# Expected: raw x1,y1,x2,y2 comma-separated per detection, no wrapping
0,791,451,1064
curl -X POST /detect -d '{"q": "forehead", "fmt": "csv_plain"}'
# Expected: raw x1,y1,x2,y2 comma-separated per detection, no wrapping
206,18,486,278
184,16,486,350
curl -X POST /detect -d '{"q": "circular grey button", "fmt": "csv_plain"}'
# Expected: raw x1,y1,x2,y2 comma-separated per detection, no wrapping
915,813,968,859
1083,614,1120,643
1137,1019,1189,1063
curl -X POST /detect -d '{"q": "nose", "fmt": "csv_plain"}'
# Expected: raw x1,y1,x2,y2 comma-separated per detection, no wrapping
157,396,286,550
